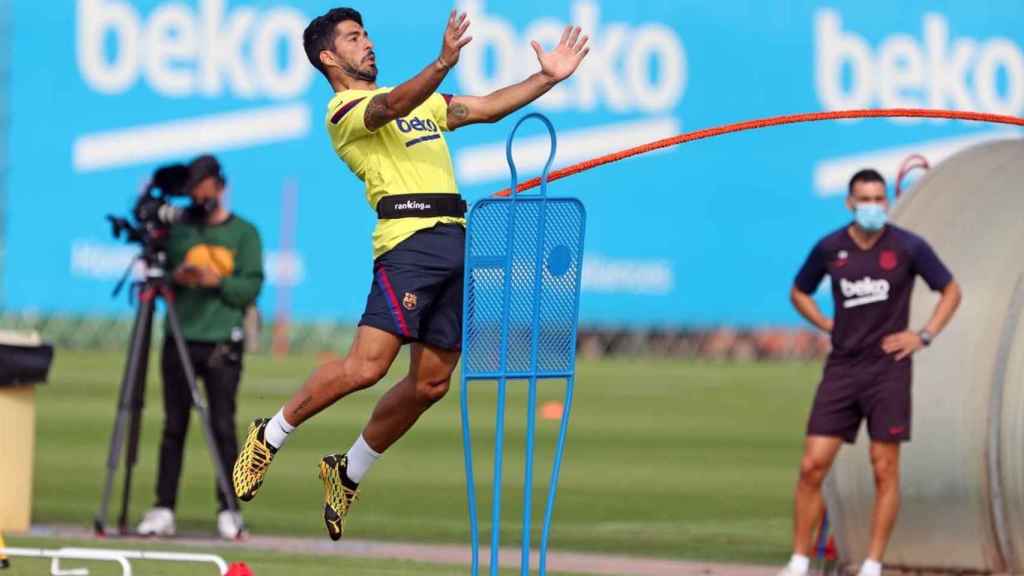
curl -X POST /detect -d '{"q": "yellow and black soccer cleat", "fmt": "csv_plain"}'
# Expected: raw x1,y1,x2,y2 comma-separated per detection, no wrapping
318,453,360,541
232,418,276,502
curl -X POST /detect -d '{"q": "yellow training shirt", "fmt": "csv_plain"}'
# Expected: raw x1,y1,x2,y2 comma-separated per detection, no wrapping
325,87,464,259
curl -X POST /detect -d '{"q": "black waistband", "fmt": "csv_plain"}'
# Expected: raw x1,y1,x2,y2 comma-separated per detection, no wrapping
376,194,467,219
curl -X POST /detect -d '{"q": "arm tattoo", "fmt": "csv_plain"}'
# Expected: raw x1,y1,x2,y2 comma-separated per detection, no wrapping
364,93,394,130
449,102,470,123
290,395,313,420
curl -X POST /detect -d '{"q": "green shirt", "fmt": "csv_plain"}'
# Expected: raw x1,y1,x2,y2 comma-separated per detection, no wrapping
166,214,264,343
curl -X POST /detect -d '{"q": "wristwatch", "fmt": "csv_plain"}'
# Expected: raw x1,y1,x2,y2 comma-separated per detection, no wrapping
917,329,934,347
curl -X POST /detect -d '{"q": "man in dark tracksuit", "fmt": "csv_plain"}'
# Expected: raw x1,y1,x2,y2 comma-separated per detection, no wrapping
136,155,264,540
778,169,961,576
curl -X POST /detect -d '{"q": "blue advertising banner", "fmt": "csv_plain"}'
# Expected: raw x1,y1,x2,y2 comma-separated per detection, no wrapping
4,0,1023,326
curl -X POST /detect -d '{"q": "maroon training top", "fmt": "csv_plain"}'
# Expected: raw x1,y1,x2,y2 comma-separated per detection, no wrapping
795,224,953,361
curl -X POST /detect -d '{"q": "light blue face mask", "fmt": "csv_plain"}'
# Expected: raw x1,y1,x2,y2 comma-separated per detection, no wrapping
854,202,888,232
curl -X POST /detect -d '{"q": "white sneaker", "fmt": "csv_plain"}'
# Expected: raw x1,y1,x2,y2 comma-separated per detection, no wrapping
217,510,246,540
857,561,883,576
136,507,175,537
776,553,811,576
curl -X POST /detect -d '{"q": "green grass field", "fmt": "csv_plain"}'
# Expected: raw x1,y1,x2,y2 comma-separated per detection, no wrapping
19,349,821,567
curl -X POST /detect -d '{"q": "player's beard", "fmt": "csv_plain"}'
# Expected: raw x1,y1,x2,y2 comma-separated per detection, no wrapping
342,59,377,83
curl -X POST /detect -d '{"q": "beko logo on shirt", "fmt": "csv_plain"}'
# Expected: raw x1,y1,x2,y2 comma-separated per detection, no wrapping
840,276,891,309
396,117,439,134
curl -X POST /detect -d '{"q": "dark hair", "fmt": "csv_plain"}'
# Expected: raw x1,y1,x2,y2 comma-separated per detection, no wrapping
848,168,886,196
303,8,364,78
185,154,226,192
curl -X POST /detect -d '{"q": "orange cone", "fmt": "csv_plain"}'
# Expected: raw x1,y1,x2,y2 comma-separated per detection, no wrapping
540,401,564,420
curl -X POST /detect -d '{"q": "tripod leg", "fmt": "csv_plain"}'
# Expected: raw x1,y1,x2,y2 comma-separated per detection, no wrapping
95,289,156,535
118,318,152,534
162,290,243,521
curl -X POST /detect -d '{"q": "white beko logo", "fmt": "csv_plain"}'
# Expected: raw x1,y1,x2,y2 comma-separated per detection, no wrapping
73,0,313,173
454,0,687,184
840,276,891,309
458,0,685,113
77,0,311,98
811,8,1024,196
815,8,1024,115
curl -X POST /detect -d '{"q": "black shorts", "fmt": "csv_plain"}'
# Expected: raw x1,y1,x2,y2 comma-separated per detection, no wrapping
359,223,465,350
806,355,912,444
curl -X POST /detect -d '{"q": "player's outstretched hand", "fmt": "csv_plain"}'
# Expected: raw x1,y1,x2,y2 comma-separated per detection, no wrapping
881,330,924,361
439,10,472,70
532,26,590,83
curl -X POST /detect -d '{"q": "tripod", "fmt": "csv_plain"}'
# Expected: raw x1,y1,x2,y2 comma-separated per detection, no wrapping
94,249,241,536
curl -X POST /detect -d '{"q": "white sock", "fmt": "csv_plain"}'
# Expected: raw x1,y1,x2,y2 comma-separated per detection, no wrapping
860,559,882,576
264,408,295,450
788,554,810,574
344,435,382,484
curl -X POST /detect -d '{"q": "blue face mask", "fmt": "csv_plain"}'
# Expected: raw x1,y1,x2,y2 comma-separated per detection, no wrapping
854,202,887,232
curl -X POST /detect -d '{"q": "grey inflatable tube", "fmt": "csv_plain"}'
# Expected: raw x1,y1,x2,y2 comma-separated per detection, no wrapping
824,138,1024,571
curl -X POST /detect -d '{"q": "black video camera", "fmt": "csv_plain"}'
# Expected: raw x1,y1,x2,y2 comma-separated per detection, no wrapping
107,163,193,248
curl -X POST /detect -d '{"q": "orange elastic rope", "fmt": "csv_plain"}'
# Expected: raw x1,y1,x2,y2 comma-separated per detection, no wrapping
493,108,1024,197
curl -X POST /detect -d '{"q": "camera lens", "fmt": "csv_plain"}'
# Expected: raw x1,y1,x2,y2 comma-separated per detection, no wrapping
156,204,184,224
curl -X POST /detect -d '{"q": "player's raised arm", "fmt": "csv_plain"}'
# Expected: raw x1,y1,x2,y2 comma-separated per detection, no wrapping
446,25,590,130
364,10,473,131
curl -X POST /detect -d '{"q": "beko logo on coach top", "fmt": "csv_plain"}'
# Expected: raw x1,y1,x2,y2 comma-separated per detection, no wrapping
840,277,891,309
815,8,1024,115
77,0,312,98
458,0,686,113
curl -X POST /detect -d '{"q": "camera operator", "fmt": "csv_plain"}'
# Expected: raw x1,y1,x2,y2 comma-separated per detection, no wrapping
136,154,264,540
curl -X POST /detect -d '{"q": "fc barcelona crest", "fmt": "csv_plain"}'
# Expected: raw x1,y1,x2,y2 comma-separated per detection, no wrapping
879,250,898,271
402,292,418,310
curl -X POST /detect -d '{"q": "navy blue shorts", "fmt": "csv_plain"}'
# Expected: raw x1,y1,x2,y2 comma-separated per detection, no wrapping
806,355,912,444
359,224,465,350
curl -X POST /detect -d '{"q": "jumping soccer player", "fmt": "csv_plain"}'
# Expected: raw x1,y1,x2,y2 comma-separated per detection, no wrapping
778,169,961,576
233,7,589,540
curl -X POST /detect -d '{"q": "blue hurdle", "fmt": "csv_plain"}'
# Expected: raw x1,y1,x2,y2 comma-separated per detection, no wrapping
459,113,587,576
